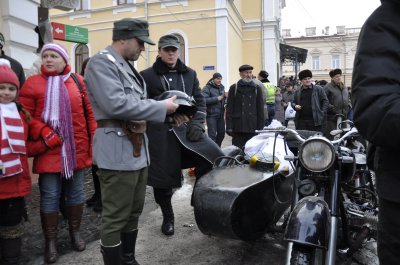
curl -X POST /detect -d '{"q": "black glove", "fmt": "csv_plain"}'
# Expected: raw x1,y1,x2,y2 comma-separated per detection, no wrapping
187,123,205,142
226,129,233,137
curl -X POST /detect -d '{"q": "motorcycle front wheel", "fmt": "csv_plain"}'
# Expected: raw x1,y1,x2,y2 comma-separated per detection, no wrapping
290,244,325,265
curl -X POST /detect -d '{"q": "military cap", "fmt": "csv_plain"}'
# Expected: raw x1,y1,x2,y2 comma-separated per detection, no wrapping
112,18,155,45
158,34,180,49
239,64,253,72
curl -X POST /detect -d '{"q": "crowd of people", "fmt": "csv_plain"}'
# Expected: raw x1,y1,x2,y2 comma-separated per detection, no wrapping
0,1,398,263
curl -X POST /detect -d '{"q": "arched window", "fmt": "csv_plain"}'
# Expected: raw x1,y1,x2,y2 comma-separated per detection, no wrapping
172,34,186,64
75,44,89,74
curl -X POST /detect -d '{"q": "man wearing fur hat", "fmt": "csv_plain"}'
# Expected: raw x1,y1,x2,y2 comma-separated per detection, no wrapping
324,68,350,139
292,69,328,132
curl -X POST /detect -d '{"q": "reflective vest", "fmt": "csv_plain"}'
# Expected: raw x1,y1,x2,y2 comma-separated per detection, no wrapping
263,82,276,104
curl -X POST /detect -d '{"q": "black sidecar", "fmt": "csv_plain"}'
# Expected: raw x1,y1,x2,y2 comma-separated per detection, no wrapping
192,162,294,241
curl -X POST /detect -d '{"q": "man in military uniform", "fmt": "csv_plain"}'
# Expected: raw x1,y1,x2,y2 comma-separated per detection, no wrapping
84,19,181,265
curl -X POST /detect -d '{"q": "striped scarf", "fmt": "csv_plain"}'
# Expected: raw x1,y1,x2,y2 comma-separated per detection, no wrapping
0,103,26,178
42,72,76,179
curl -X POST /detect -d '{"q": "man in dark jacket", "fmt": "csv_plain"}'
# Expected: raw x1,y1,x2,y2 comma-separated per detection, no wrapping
141,34,223,237
324,68,350,139
293,69,328,132
352,1,400,263
201,72,226,146
226,64,265,148
0,33,25,87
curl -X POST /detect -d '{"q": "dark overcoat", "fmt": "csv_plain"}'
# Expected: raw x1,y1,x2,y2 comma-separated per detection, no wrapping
141,58,224,189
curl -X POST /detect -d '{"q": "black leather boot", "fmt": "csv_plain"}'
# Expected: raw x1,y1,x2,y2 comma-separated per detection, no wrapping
153,188,175,236
101,243,121,265
160,201,174,236
121,230,140,265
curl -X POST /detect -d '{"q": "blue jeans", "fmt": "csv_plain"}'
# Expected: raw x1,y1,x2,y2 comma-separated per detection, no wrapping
39,170,85,213
206,116,225,147
266,104,275,126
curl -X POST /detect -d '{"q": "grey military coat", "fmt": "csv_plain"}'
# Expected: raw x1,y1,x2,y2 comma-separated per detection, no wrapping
84,46,167,171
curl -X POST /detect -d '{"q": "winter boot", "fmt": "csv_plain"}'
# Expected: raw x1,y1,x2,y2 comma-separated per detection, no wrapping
101,242,121,265
40,212,59,264
121,230,140,265
0,237,22,265
66,204,86,251
159,201,174,236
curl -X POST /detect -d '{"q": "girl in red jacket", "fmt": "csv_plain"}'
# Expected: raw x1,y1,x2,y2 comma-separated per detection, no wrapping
0,59,40,264
19,43,96,264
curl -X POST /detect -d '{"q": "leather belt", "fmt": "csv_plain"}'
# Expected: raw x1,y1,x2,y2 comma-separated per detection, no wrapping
97,119,122,128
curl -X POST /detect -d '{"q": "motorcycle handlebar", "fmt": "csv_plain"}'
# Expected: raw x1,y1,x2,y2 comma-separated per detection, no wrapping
255,127,359,146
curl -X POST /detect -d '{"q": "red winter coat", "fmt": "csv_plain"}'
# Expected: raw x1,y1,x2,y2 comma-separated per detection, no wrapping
0,110,40,200
20,67,96,174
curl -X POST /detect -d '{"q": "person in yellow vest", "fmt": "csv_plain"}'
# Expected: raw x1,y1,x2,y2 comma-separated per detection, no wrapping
258,70,276,126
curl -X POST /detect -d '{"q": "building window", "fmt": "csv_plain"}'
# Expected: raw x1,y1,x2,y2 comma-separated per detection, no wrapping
332,54,340,68
160,0,188,8
76,0,89,11
172,34,186,64
116,0,134,5
75,44,89,74
312,55,320,70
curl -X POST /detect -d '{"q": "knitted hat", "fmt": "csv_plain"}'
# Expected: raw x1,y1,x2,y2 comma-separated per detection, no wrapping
258,70,269,79
212,72,222,79
0,59,19,89
298,69,312,80
41,43,69,63
330,68,342,78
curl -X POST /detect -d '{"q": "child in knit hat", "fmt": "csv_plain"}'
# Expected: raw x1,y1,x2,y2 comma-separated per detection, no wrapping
0,58,32,264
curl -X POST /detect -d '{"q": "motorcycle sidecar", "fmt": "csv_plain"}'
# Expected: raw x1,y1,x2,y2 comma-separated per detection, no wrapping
192,164,294,241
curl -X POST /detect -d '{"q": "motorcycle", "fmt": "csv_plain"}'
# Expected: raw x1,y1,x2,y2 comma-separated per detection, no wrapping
192,122,377,264
257,126,378,265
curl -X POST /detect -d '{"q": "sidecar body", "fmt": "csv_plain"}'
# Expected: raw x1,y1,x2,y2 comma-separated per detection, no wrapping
192,164,294,241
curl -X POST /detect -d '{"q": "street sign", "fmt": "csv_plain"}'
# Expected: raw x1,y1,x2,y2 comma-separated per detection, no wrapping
203,65,215,70
51,22,88,44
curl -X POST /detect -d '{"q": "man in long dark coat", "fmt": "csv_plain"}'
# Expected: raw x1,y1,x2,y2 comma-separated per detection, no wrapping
141,34,223,236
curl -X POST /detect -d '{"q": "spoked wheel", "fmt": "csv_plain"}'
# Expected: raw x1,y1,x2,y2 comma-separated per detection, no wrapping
290,244,325,265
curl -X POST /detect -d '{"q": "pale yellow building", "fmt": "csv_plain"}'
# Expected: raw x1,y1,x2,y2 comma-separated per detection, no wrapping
281,26,360,87
48,0,285,88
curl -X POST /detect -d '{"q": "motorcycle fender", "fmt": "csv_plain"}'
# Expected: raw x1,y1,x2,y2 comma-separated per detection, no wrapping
284,196,330,249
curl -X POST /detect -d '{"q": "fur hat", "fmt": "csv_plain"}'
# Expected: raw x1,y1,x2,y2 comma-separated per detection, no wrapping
330,68,342,78
0,59,19,89
41,43,69,63
298,69,312,80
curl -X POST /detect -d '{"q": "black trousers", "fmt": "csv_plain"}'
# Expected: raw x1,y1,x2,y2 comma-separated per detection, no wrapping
0,197,26,227
378,197,400,265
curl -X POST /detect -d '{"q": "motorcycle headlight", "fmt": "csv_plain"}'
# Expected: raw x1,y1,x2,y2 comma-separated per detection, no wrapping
299,136,335,172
